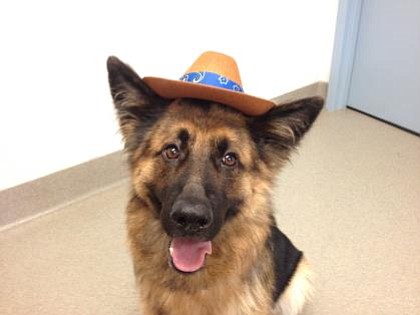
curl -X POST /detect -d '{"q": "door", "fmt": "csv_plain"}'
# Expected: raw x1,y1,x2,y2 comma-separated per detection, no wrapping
348,0,420,134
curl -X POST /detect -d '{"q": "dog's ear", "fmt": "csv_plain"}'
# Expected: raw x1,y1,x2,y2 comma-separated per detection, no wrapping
107,56,169,151
249,97,323,167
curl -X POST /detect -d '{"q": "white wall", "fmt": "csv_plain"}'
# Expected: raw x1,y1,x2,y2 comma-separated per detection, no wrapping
0,0,338,190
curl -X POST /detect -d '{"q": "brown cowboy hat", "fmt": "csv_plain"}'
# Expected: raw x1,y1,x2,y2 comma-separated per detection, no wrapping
143,51,275,116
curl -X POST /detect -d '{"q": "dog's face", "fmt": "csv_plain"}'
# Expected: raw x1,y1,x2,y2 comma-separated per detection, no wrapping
107,57,323,273
142,100,253,240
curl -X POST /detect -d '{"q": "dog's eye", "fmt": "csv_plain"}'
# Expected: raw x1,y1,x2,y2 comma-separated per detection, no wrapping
163,145,180,160
222,152,237,167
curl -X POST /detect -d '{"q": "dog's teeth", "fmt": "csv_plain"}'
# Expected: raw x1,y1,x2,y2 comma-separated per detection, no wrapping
169,247,173,255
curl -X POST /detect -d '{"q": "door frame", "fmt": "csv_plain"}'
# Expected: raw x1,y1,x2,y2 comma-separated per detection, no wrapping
326,0,363,111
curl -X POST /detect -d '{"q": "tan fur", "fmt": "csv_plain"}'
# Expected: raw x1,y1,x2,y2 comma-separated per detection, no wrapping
275,259,314,315
123,102,311,315
122,104,304,314
127,176,275,315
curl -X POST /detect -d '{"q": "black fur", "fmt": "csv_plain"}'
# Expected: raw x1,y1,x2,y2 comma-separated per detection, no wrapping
216,138,229,156
107,56,169,155
249,97,323,165
177,129,190,149
145,183,163,215
267,225,303,303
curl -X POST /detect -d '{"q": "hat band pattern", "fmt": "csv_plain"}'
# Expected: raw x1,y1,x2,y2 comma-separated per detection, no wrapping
180,71,244,93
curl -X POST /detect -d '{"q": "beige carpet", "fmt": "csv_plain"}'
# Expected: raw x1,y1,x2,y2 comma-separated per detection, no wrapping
1,109,419,314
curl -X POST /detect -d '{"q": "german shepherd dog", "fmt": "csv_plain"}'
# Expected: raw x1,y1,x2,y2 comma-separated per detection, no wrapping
107,57,323,315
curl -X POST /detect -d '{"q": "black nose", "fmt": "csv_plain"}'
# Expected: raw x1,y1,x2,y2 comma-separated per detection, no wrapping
170,200,213,234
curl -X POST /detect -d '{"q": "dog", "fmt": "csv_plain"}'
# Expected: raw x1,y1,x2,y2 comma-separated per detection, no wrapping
107,54,323,315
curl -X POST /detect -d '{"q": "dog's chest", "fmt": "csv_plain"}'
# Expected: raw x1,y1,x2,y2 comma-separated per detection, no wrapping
142,275,273,315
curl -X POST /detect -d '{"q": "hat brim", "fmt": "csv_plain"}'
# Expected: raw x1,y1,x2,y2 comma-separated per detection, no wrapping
143,77,275,116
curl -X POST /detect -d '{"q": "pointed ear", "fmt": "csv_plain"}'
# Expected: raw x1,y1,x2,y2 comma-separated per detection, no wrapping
107,56,169,151
249,97,324,166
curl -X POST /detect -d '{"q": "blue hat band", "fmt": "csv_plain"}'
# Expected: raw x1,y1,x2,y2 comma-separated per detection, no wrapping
180,71,244,93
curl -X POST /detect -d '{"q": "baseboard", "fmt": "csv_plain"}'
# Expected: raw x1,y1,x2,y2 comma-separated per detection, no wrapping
272,81,328,104
348,106,420,137
0,151,129,231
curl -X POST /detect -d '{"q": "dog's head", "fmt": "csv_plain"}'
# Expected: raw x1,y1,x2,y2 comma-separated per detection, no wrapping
107,57,323,273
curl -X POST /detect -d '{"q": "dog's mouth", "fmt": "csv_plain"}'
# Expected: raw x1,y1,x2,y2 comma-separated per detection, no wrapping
169,238,212,273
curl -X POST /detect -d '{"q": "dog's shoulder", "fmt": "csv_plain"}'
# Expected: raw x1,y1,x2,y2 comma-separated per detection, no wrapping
267,225,313,315
267,225,303,301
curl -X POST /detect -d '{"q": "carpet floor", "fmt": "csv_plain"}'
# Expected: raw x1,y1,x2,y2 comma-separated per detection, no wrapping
1,108,419,314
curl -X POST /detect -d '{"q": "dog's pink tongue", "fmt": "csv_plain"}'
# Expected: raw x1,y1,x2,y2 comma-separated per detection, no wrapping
170,238,212,273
